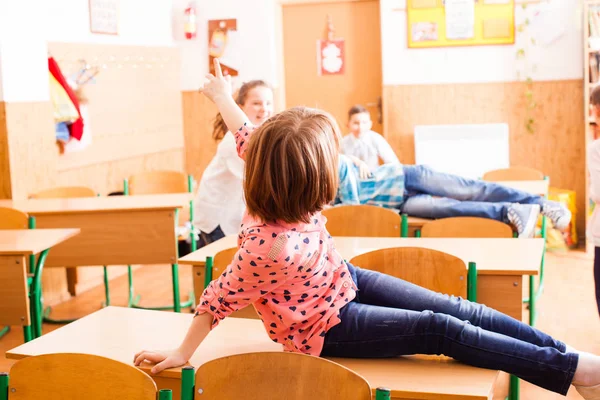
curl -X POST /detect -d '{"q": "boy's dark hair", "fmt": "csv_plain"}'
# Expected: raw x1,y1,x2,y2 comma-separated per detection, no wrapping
592,85,600,106
348,104,369,120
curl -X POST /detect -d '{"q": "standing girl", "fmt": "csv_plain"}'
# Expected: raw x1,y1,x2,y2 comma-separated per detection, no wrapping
193,79,273,246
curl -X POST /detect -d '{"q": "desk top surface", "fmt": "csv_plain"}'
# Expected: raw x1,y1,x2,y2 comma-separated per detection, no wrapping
0,229,80,255
7,307,498,399
0,193,193,215
180,235,543,276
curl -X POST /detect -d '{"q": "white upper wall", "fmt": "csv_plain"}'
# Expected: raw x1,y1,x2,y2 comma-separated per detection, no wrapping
174,0,278,91
45,0,173,46
0,0,174,102
0,0,49,102
381,0,583,85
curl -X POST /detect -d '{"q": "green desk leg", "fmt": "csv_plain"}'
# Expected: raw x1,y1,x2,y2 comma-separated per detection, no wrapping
509,374,520,400
0,327,9,340
0,372,8,400
158,389,172,400
375,387,391,399
30,249,50,338
467,262,477,302
401,214,408,238
22,326,32,343
205,257,214,289
102,267,111,307
529,275,536,326
181,366,195,400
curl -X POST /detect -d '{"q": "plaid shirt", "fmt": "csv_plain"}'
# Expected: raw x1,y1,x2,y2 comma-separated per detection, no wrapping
335,154,406,209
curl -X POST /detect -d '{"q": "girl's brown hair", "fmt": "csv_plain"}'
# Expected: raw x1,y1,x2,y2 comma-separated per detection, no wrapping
244,107,341,224
212,80,271,140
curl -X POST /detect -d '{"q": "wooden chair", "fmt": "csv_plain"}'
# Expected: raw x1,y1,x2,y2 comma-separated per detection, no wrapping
180,352,388,400
420,217,513,239
322,205,401,237
204,248,260,319
0,207,33,342
0,353,172,400
28,186,106,325
124,170,196,313
349,247,475,301
482,167,544,181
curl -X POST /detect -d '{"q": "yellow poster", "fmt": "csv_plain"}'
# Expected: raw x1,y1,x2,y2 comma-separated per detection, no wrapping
407,0,514,48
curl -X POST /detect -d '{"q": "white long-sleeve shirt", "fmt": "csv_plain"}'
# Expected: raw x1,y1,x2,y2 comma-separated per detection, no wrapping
588,140,600,246
340,130,399,170
193,132,245,235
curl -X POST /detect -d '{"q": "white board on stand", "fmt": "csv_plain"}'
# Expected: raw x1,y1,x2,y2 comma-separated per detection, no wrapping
414,123,509,180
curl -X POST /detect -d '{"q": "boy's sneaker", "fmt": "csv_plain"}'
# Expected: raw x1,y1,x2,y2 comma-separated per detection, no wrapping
541,201,572,231
507,204,541,238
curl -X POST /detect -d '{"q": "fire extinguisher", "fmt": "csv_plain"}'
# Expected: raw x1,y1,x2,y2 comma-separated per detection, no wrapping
184,3,197,40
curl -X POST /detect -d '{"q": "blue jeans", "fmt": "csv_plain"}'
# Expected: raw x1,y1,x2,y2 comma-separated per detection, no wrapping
401,165,545,222
321,264,578,395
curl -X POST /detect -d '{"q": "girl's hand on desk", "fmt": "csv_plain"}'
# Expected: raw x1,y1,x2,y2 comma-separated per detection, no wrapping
133,349,187,374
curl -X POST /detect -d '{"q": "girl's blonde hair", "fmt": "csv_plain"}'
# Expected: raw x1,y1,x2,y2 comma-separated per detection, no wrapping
212,80,271,141
244,107,341,224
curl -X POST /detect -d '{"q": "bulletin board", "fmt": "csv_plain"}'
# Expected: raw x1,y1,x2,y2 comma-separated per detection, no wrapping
407,0,515,48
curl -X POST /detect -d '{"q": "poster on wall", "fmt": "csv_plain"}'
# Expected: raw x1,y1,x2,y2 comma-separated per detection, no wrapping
208,19,239,77
317,39,345,76
445,0,475,40
89,0,119,35
411,22,438,42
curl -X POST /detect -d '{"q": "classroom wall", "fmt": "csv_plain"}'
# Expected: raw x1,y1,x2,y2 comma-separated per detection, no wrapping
0,0,185,304
379,0,586,239
173,0,281,181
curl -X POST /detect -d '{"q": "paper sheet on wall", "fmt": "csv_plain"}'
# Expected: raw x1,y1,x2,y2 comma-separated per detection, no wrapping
527,0,569,47
445,0,475,40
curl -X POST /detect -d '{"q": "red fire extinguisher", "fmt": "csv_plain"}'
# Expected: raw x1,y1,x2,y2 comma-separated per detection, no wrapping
184,3,197,40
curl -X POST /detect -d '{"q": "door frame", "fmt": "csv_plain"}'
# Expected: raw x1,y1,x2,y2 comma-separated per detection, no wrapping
273,0,384,133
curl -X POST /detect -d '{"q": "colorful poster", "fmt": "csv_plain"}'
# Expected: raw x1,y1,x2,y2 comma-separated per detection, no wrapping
208,19,239,77
411,22,438,42
317,39,345,76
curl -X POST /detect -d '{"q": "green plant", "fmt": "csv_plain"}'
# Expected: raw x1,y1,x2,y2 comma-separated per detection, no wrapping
515,4,538,134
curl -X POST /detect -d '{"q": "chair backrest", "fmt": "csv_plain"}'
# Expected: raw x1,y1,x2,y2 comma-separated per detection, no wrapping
7,353,157,400
349,247,467,298
0,207,28,229
128,171,188,195
322,205,401,237
482,167,544,181
421,217,513,238
211,247,260,319
194,352,372,400
29,186,96,199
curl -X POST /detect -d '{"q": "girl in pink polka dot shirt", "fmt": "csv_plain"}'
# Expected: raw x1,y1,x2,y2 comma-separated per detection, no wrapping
135,60,600,399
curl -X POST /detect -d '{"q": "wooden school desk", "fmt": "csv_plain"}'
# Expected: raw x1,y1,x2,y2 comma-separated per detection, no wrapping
0,194,193,311
6,306,506,400
0,229,80,340
180,236,544,321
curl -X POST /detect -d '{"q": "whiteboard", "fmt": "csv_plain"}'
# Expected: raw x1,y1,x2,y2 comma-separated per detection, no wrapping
414,123,509,180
